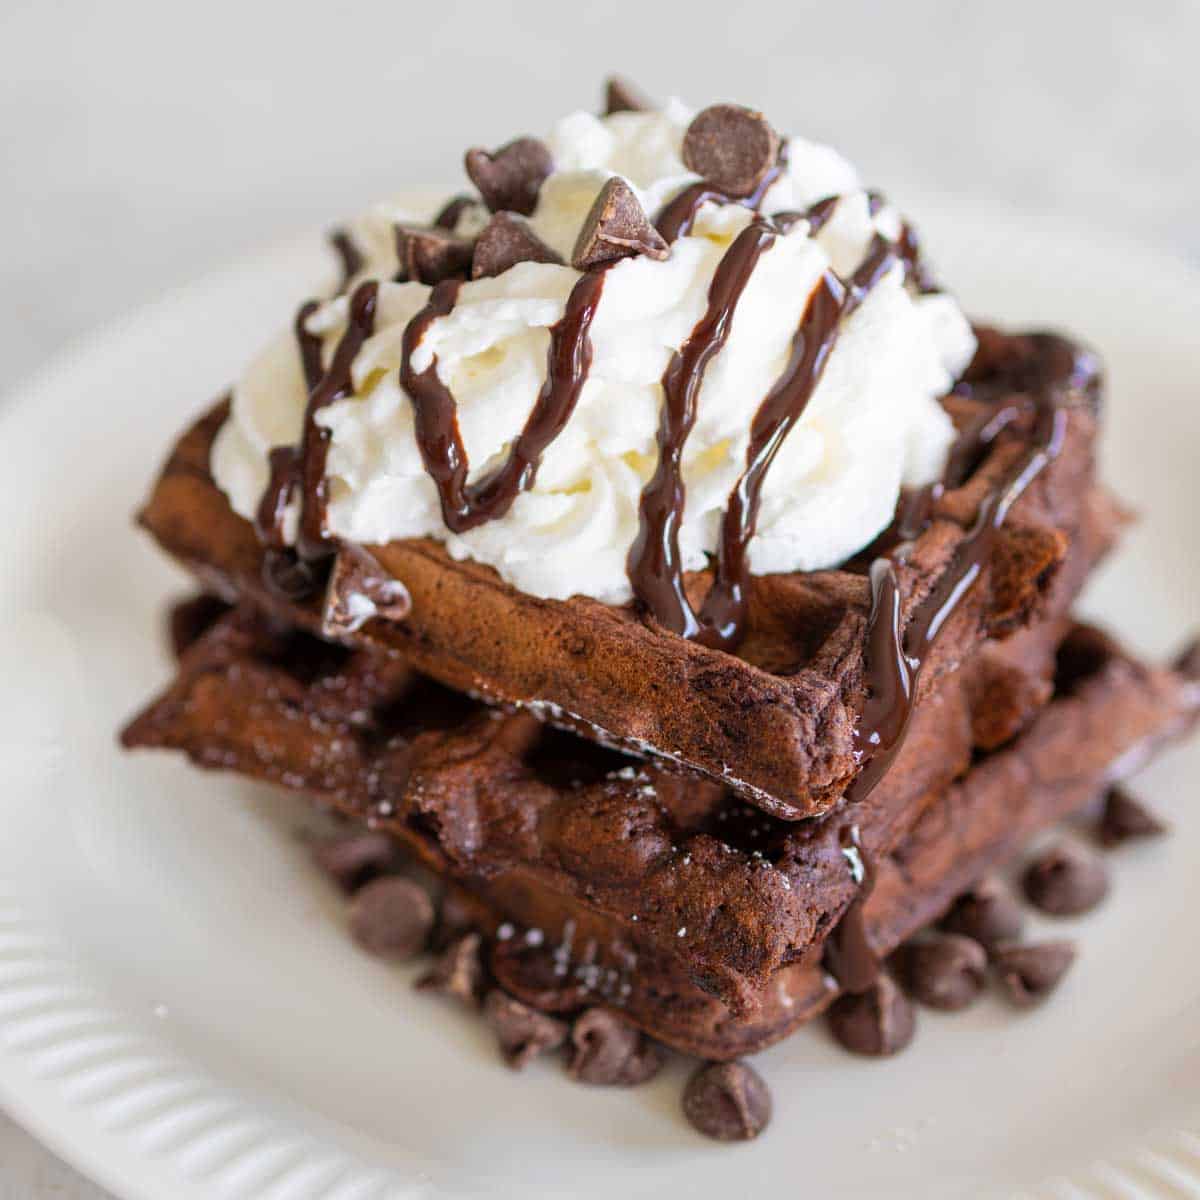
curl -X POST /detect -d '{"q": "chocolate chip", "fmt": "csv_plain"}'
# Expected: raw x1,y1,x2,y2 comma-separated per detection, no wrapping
992,940,1076,1007
322,544,411,638
471,212,563,279
1054,623,1118,692
433,887,479,950
433,194,480,231
394,224,474,285
681,104,781,198
1099,786,1167,847
603,76,652,115
900,934,988,1011
572,178,669,270
310,831,398,893
464,137,553,216
168,594,228,658
348,876,434,961
940,875,1025,949
416,931,484,1006
1174,637,1200,678
827,973,915,1057
681,1061,772,1142
1023,841,1109,916
567,1008,664,1086
483,991,568,1069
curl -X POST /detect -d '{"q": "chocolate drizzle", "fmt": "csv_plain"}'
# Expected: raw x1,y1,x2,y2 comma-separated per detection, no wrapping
629,185,942,651
773,194,840,237
627,225,847,649
293,299,326,393
704,274,845,643
655,160,786,243
256,448,301,552
626,223,776,644
822,825,879,993
261,142,934,638
823,335,1098,991
297,281,380,558
254,300,323,550
849,377,1075,805
329,228,364,293
399,270,608,533
845,234,899,313
896,223,936,294
256,283,380,594
776,193,935,294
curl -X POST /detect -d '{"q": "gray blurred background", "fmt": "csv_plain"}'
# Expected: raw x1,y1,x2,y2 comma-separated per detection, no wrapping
1,0,1197,1193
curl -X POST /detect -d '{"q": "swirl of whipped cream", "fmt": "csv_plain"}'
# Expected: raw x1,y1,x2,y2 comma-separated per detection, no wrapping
212,99,976,605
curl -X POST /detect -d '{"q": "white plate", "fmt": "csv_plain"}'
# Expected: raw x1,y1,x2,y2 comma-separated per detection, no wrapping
1,205,1199,1200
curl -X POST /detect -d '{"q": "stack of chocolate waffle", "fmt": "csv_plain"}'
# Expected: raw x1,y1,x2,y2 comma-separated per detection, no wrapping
120,88,1199,1138
123,327,1198,1056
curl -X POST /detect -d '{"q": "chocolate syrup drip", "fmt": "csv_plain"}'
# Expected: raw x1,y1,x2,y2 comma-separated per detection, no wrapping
254,284,379,598
896,223,937,293
255,447,301,551
296,281,380,559
778,191,932,293
771,194,840,236
629,247,847,650
857,395,1034,564
293,300,326,392
399,270,608,533
822,825,880,993
329,228,365,293
942,400,1028,489
655,161,786,243
625,222,777,643
849,348,1094,806
851,396,1071,802
844,234,899,315
629,212,921,650
701,273,846,645
254,300,323,549
822,338,1095,991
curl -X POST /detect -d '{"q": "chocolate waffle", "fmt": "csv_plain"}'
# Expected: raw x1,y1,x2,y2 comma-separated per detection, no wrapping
123,601,1198,1058
135,328,1102,822
116,86,1200,1140
123,473,1128,1023
480,625,1199,1060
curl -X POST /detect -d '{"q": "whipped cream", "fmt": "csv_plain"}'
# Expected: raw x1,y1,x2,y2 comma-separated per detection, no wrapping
212,100,976,604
